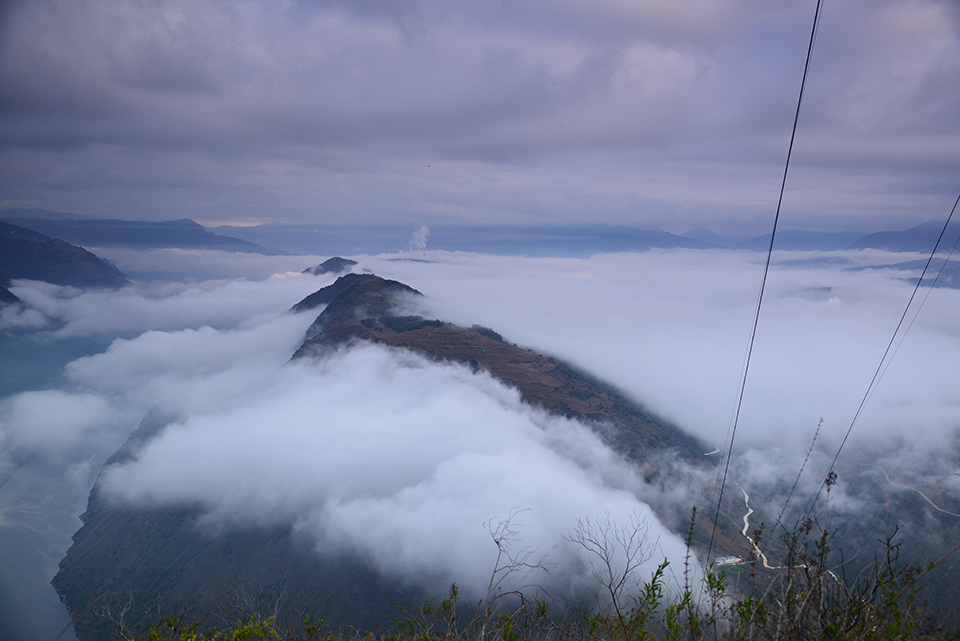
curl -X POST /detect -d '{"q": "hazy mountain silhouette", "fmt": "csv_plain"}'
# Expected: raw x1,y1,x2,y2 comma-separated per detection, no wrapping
0,211,280,254
302,257,358,275
215,223,723,256
848,220,948,252
735,229,864,251
0,220,128,288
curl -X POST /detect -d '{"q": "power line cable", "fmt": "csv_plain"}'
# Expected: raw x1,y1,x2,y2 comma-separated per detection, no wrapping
706,0,825,559
801,221,960,532
800,192,960,521
872,218,960,395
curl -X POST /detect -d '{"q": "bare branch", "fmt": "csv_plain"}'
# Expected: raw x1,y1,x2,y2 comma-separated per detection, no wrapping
563,510,657,629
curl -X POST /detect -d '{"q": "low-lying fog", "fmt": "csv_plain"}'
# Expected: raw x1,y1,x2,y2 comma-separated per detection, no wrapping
2,248,959,640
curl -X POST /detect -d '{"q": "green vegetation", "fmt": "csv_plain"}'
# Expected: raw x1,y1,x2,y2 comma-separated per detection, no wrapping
125,556,960,641
107,509,958,641
380,315,445,333
470,325,504,343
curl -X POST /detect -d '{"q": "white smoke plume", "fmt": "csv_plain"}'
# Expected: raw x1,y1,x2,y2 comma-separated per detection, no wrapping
409,225,430,252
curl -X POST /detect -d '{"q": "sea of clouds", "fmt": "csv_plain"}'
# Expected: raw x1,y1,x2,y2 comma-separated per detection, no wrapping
2,247,959,637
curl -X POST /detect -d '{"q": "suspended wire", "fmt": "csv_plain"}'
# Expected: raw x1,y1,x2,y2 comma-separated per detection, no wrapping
786,220,960,533
800,192,960,521
706,0,825,559
871,218,960,400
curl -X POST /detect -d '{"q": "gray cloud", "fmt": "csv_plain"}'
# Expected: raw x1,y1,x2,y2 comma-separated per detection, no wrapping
0,270,324,473
0,302,47,331
98,343,693,598
0,390,127,458
0,0,956,232
37,246,958,463
9,268,325,338
2,265,701,600
358,249,960,457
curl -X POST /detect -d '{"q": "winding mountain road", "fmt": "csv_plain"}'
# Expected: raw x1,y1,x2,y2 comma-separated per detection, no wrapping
864,464,960,519
736,486,840,582
737,486,793,570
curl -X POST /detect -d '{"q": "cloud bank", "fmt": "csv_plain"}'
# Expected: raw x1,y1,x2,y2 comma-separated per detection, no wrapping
98,343,691,598
362,249,960,457
3,247,959,625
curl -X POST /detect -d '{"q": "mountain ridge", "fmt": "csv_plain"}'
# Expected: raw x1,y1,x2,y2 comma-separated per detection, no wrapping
292,274,706,460
848,220,946,252
54,273,716,641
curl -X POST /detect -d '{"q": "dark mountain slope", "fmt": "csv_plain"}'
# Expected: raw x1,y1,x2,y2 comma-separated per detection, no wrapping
0,273,20,304
291,273,416,319
0,285,18,304
54,411,417,641
0,221,128,288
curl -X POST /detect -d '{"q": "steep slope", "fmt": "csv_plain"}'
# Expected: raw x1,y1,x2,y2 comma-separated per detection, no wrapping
0,273,20,304
292,274,706,460
0,285,18,304
291,273,416,321
0,221,129,288
54,411,418,641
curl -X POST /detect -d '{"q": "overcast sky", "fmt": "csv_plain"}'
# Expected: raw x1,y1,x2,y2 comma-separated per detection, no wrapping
1,0,958,235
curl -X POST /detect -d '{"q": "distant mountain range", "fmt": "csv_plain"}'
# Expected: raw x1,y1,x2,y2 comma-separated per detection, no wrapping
216,220,960,255
848,220,948,252
54,273,719,641
697,222,958,252
0,210,280,254
733,229,865,251
213,223,722,256
4,208,958,256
